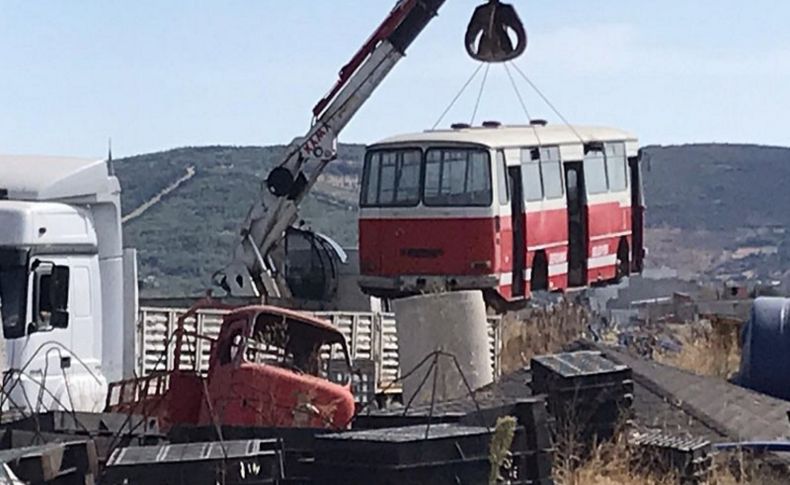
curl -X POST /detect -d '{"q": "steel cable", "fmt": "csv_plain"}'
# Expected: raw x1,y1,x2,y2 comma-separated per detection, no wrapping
470,63,491,126
510,62,585,143
431,63,486,130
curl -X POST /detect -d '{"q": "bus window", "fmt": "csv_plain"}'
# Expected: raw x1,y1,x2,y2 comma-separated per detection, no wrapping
522,162,543,202
424,148,492,207
539,147,564,199
542,160,564,199
566,169,578,202
584,150,609,194
497,151,509,205
361,155,380,206
605,143,628,192
520,149,543,202
361,149,421,207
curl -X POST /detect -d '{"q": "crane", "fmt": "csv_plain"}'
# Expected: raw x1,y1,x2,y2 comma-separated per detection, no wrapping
214,0,527,299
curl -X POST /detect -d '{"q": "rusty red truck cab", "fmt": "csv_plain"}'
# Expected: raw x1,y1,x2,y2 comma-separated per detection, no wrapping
201,306,355,428
107,302,355,432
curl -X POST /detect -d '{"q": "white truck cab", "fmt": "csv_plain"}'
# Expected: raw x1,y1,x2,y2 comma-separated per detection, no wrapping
0,155,136,413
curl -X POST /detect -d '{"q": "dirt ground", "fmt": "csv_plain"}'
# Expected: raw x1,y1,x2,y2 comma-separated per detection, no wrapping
498,303,778,484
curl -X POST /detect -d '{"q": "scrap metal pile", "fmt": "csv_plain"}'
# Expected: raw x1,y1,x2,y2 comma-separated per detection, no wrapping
3,344,790,483
1,294,786,483
531,351,634,445
0,348,634,483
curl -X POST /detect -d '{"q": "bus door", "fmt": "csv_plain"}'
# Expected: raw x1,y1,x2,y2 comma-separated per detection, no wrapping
507,165,525,296
564,162,587,287
629,152,645,273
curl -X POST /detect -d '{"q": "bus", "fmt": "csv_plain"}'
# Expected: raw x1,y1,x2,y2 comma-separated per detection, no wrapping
357,121,645,308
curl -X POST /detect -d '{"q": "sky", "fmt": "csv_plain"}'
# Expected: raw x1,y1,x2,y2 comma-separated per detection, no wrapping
1,1,788,158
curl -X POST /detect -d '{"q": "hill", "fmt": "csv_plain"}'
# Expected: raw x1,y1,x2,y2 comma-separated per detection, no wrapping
116,143,790,297
642,144,790,231
641,144,790,282
116,145,364,296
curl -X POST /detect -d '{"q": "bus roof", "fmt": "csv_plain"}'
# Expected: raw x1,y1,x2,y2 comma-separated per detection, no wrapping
370,124,638,149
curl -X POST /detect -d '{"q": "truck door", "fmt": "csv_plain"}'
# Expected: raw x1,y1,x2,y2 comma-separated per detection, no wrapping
508,165,525,296
629,153,645,273
564,162,587,287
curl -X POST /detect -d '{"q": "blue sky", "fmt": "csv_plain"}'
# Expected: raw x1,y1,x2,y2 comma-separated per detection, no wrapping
1,1,788,158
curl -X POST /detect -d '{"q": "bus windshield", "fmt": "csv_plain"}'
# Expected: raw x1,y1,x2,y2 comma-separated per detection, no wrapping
360,146,493,208
361,149,422,207
424,148,491,207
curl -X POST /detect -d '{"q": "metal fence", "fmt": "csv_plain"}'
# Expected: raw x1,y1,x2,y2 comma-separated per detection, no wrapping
137,307,502,395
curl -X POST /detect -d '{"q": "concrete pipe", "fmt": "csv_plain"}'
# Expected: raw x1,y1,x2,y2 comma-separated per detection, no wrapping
392,290,493,407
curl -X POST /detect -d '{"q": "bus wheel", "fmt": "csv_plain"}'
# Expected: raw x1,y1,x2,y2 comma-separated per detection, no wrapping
531,251,549,292
616,239,630,282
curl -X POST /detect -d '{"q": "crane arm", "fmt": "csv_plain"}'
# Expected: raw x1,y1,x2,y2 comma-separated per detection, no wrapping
215,0,447,298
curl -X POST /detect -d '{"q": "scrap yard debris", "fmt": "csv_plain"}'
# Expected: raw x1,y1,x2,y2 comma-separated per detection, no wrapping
0,340,788,483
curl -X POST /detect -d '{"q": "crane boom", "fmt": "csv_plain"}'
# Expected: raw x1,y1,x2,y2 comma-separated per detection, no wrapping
215,0,447,298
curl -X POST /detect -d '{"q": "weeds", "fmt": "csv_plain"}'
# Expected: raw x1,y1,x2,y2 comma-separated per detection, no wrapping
553,430,784,485
488,416,517,485
655,319,742,379
500,300,589,374
496,301,784,483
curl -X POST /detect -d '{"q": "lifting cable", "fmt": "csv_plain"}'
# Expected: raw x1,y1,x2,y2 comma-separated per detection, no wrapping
470,63,491,126
509,61,584,144
432,62,486,129
431,59,582,148
503,62,542,147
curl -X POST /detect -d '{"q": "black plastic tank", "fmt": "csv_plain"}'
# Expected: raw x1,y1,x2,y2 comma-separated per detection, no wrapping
738,297,790,400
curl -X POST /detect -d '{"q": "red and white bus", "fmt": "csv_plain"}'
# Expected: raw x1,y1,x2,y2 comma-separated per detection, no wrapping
357,121,645,307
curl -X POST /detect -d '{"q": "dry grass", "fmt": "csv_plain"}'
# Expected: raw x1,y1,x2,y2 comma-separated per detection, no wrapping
655,318,743,379
500,300,590,374
557,439,673,485
554,434,784,485
496,303,783,483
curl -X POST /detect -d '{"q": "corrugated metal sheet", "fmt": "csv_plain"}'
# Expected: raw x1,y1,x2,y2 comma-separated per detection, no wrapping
137,307,501,395
137,307,225,376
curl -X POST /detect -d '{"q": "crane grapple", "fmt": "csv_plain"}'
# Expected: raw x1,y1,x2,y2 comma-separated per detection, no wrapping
465,0,527,63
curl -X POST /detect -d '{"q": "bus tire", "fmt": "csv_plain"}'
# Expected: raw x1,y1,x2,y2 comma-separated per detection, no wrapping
531,251,549,292
616,239,630,282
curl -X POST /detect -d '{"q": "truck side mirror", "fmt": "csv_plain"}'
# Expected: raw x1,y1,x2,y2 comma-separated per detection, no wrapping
50,310,69,329
50,266,70,314
30,261,70,332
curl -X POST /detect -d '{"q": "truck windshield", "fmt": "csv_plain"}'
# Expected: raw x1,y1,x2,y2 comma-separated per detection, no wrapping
0,249,28,335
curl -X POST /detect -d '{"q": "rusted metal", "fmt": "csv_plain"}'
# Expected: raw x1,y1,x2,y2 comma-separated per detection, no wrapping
137,305,503,400
0,411,161,463
465,0,527,63
0,440,98,484
172,295,237,370
313,424,494,484
531,351,634,443
168,426,321,484
107,301,355,433
103,439,284,484
629,429,712,484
